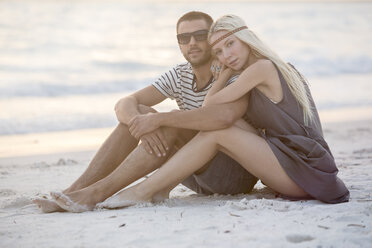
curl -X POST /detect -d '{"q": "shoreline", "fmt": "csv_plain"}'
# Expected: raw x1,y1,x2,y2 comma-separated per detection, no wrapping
1,105,372,159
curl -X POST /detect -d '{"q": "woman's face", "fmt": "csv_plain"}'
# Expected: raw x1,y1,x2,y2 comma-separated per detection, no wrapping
210,30,251,71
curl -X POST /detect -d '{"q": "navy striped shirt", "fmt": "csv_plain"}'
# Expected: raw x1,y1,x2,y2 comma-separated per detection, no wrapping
153,62,237,110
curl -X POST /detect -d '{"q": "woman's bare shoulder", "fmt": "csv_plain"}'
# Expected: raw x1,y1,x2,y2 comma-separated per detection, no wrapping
252,59,276,71
245,59,277,83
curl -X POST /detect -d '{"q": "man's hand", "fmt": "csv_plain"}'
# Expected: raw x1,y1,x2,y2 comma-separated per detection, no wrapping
128,113,169,157
139,129,169,157
128,113,160,139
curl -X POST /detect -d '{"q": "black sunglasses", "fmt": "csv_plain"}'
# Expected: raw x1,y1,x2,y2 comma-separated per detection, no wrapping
177,29,209,44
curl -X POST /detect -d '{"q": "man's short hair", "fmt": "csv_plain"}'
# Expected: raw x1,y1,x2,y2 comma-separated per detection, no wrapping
176,11,213,33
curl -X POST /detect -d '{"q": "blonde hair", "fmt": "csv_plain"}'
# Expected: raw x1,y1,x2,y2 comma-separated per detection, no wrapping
209,15,313,124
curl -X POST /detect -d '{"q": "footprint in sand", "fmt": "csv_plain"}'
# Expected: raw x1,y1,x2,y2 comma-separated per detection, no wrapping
55,158,78,166
286,234,315,243
1,196,32,209
0,189,16,197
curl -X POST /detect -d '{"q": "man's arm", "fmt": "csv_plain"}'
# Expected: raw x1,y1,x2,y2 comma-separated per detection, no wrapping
115,85,167,124
115,85,171,156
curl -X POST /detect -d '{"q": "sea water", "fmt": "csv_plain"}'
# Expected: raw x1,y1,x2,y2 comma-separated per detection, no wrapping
0,0,371,135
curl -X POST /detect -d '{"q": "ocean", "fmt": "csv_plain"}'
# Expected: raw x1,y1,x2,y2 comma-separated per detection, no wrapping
0,0,371,135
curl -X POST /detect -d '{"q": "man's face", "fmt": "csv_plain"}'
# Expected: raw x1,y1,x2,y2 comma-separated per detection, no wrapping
177,19,212,67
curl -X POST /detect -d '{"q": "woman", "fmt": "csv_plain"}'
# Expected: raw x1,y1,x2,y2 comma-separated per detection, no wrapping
54,15,349,211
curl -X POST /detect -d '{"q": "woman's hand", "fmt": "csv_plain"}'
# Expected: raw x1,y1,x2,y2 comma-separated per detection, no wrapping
210,59,225,80
204,60,236,107
210,59,238,82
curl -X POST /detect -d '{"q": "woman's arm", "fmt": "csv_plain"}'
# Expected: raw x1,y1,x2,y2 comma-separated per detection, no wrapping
204,59,274,106
203,67,234,106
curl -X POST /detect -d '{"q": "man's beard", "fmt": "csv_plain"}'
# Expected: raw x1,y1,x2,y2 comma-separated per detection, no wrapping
185,49,212,68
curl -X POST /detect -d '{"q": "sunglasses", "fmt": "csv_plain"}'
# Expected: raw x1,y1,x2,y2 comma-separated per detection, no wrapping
177,29,209,44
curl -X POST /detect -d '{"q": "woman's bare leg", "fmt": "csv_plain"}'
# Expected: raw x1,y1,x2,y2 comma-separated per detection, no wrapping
99,122,307,208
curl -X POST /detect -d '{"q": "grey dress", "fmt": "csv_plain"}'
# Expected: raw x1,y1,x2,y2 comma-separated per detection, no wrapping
245,65,349,203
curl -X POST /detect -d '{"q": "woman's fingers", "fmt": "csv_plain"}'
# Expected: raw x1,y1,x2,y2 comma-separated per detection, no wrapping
210,59,223,80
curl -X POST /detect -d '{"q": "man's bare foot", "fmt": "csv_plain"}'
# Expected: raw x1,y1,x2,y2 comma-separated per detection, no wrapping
51,192,93,213
50,185,108,213
33,198,66,213
96,185,151,209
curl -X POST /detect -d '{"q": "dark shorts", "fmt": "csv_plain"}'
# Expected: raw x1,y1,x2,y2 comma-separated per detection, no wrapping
182,152,258,195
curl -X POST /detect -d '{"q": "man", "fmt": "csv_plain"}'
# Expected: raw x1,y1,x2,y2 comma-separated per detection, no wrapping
35,11,257,213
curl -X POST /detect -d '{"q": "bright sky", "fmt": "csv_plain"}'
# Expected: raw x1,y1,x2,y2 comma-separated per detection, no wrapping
135,0,370,2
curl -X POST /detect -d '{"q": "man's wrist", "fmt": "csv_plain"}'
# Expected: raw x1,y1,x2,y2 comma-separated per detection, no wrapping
155,112,168,127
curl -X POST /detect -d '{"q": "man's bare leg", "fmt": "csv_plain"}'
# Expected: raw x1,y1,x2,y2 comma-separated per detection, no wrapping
34,104,165,213
64,104,164,193
34,104,166,213
51,127,191,212
65,123,139,193
33,123,139,212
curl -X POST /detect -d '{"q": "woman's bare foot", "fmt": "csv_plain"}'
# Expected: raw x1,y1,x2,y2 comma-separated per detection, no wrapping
152,189,170,203
96,185,151,209
33,198,66,213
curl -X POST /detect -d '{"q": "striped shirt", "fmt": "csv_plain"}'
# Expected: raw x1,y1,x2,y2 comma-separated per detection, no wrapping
152,62,237,110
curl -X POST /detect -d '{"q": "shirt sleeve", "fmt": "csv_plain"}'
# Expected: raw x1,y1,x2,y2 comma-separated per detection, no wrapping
152,67,179,100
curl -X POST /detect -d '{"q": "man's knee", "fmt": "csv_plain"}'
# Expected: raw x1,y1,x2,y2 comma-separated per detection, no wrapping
161,126,179,139
171,129,198,150
116,122,129,133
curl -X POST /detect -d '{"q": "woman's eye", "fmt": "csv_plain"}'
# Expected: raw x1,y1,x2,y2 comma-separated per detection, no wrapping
215,51,221,56
227,41,233,47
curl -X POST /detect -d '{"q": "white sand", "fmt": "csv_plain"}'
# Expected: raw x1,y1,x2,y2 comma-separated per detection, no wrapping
0,108,372,248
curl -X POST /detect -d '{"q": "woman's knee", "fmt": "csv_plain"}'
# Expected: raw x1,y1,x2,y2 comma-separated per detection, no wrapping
199,125,259,150
233,119,258,134
161,126,179,144
198,127,232,144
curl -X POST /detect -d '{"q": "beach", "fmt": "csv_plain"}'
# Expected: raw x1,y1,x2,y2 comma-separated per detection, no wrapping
1,0,372,247
1,109,372,248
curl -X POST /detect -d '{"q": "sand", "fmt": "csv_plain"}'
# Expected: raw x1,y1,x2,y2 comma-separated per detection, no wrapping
0,108,372,248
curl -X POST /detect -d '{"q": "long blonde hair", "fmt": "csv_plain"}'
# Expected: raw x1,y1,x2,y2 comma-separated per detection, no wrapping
209,15,313,124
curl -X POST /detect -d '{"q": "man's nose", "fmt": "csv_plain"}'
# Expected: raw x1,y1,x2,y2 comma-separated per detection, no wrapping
189,36,197,45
